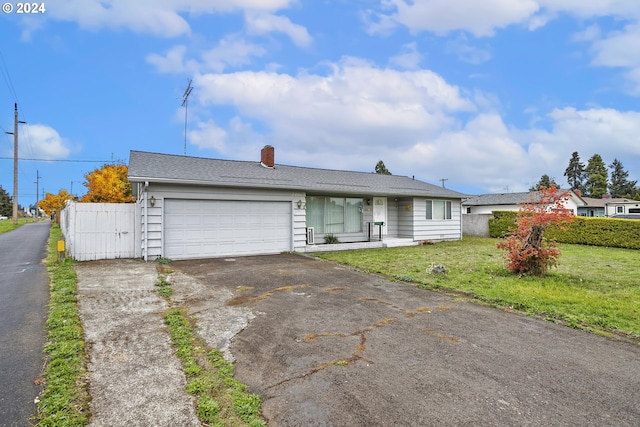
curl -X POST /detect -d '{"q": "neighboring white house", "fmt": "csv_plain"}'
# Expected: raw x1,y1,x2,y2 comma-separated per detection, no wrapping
602,196,640,217
462,190,585,215
128,146,466,261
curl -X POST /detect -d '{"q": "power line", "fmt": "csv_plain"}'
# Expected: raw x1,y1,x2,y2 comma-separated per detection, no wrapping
0,157,114,162
0,50,19,104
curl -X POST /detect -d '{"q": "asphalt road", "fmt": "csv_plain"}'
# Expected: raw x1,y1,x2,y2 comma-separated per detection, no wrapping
0,222,51,427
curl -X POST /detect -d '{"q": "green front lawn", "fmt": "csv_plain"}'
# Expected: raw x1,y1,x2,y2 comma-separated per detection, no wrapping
314,237,640,341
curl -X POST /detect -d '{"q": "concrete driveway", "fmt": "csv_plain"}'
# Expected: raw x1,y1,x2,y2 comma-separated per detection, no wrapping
170,254,640,426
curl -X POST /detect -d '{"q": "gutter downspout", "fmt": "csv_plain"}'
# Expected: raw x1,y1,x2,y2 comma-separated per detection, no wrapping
143,181,149,261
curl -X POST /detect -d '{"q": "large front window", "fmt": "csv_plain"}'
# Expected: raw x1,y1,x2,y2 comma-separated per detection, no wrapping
307,196,363,233
426,200,452,220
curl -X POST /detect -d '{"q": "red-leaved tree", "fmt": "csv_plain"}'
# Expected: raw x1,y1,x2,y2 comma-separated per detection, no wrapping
497,186,574,276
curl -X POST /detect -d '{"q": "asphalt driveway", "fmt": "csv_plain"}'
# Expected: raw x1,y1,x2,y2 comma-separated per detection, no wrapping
170,253,640,426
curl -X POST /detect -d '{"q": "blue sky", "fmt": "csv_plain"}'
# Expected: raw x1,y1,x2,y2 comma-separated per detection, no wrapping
2,0,640,208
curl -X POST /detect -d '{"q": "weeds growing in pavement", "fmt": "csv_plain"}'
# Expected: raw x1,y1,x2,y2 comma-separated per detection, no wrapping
163,308,265,427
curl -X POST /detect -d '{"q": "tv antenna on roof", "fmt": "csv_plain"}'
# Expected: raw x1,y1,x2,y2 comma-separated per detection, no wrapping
181,79,193,155
439,178,448,188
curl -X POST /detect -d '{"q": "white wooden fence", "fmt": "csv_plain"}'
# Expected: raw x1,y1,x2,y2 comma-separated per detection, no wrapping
60,201,141,261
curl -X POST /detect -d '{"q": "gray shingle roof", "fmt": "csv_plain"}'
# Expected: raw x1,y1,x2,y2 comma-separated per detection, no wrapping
579,197,606,208
462,192,533,206
128,150,464,199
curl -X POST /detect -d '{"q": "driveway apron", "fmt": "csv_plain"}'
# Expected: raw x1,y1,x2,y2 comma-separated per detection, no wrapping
75,259,200,426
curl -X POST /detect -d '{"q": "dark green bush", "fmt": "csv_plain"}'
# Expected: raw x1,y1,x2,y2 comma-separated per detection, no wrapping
547,216,640,249
488,211,518,237
489,211,640,249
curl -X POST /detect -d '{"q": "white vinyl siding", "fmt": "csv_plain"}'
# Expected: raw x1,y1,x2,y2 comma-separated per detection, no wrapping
414,198,462,241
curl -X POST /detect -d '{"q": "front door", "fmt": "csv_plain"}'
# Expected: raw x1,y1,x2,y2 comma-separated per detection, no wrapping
372,197,387,235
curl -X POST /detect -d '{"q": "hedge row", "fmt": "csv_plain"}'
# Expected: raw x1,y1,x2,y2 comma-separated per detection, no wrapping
488,211,640,249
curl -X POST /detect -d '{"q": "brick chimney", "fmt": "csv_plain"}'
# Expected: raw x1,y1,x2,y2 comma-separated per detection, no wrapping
261,145,274,168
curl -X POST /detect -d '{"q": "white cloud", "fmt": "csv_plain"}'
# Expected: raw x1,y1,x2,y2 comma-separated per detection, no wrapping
445,37,491,64
578,23,640,94
590,24,640,68
572,24,601,42
146,45,191,74
245,11,312,48
188,119,227,151
545,107,640,154
370,0,540,37
190,58,479,173
147,36,267,74
186,58,640,193
389,42,423,70
21,124,71,160
368,1,640,95
42,0,299,37
370,0,640,37
194,59,474,147
201,34,268,72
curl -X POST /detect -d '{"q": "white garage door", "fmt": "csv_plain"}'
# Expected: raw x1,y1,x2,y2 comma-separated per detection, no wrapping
164,199,291,259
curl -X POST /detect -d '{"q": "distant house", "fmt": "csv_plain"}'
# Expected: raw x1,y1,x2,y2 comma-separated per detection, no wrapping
462,190,585,215
577,197,606,217
128,146,466,261
602,196,640,217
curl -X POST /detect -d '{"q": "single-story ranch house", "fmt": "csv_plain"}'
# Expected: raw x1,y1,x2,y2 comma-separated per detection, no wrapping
128,147,466,261
462,190,585,215
463,191,640,218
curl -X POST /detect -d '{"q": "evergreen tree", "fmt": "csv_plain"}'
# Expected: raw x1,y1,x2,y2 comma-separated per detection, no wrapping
608,159,637,198
529,174,558,191
584,154,608,198
564,151,585,193
0,185,11,217
374,160,392,175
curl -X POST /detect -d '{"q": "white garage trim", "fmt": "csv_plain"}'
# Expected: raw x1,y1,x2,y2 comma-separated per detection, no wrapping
164,199,292,260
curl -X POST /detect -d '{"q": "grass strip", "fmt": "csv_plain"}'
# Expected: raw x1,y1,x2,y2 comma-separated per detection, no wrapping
0,217,30,234
35,224,90,426
163,308,266,427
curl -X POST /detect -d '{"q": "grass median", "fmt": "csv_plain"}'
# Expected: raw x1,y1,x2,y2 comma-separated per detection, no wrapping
314,237,640,341
35,224,89,426
0,217,30,234
155,265,266,427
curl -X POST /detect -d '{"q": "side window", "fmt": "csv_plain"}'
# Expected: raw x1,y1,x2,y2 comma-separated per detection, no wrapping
427,200,452,220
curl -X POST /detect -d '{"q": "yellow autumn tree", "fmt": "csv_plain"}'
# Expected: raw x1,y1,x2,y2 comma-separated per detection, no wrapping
38,189,74,216
80,164,136,203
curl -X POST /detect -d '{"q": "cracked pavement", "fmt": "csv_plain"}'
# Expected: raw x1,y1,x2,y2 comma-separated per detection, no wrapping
169,253,640,426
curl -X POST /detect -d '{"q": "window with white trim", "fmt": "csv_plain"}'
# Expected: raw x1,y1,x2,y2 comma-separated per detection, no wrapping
307,196,363,233
617,206,624,213
426,200,452,220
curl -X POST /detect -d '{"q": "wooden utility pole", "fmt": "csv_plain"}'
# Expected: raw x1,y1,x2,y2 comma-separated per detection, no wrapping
4,104,21,224
4,104,27,224
12,103,18,224
35,170,41,217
